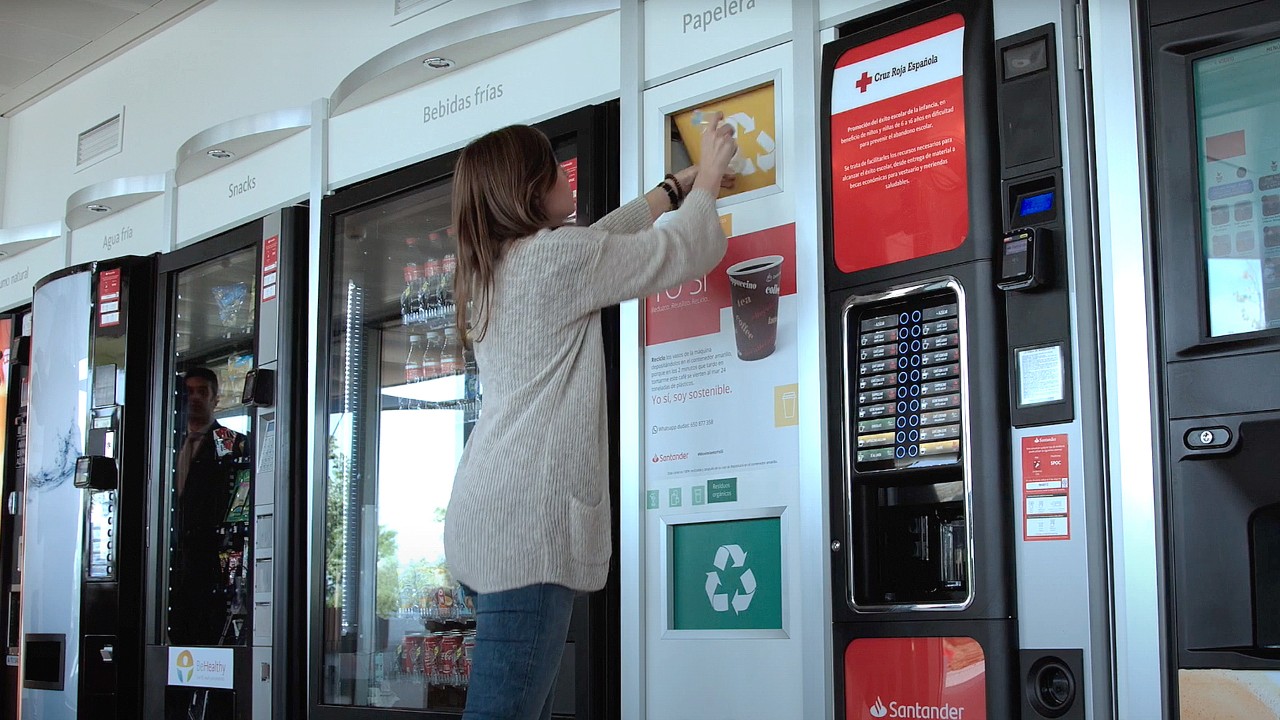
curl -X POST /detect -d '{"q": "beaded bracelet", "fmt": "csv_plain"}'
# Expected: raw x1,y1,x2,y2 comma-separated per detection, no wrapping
664,172,686,201
657,180,680,211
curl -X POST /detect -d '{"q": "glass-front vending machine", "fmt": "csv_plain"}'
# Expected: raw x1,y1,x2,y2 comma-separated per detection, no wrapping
143,208,307,720
1145,1,1280,717
0,310,28,718
312,104,619,719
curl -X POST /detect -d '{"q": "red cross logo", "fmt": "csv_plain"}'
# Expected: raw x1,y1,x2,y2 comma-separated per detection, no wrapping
855,71,873,93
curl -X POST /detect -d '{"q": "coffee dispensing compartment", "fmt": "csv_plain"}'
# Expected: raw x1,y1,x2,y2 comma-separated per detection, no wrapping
840,278,973,610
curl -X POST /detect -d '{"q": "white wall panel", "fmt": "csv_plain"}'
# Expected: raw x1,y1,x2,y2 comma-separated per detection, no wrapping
329,13,620,189
0,237,66,312
820,0,913,28
175,130,309,244
1,0,520,229
69,195,166,265
644,0,790,82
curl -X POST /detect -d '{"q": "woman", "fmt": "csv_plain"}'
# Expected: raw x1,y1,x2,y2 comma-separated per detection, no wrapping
444,114,738,719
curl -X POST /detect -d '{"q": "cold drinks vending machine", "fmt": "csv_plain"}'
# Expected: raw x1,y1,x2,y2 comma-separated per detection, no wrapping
822,3,1018,718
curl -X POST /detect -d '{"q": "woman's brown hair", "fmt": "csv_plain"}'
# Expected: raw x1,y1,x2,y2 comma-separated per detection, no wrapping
452,124,560,345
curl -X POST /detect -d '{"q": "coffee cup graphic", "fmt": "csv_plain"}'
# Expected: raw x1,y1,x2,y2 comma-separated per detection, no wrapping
727,255,784,360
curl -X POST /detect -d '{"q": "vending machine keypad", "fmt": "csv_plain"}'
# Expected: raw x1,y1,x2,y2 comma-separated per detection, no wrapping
848,292,963,471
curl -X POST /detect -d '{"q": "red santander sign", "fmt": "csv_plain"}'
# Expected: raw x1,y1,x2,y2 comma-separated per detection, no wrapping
845,637,986,719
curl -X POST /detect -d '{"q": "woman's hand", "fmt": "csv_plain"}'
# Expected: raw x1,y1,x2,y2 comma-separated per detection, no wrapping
693,112,738,196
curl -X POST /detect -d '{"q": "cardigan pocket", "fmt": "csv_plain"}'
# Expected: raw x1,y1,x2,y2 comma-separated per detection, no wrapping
567,494,611,565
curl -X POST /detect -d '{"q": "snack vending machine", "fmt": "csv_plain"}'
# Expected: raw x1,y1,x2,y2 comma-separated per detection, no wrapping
19,256,157,720
142,208,308,720
821,2,1018,718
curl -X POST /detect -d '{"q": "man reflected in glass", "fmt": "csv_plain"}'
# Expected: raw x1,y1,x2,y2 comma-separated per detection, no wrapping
168,367,251,647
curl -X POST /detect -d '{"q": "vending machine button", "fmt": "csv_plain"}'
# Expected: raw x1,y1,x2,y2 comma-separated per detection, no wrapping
921,334,957,350
920,425,961,441
861,329,899,347
1184,426,1231,449
858,373,894,391
920,394,961,411
857,402,896,419
859,358,898,376
920,349,958,366
861,314,899,332
921,363,960,381
860,344,899,361
858,388,898,404
857,447,897,463
920,409,962,426
921,379,961,396
857,432,895,449
922,319,958,335
857,418,896,433
923,303,959,320
919,439,961,456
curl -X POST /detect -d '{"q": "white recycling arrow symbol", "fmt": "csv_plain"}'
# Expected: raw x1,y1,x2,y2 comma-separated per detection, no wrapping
723,112,776,177
705,543,756,614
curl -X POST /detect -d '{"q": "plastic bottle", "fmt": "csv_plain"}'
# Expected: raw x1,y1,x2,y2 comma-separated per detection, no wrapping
441,326,460,376
403,335,423,408
400,263,420,325
421,330,442,382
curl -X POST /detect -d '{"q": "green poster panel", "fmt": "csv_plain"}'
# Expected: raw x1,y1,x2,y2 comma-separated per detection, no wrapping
671,517,782,630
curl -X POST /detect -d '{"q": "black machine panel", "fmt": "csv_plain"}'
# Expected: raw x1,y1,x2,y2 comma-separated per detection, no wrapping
1145,0,1280,680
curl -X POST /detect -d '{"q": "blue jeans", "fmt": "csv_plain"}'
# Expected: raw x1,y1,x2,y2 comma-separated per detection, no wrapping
463,583,576,720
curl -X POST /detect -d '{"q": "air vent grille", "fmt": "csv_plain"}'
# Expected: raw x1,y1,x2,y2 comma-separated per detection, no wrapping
76,112,123,169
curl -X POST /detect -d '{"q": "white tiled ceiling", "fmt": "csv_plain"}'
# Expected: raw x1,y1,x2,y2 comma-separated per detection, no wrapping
0,0,207,116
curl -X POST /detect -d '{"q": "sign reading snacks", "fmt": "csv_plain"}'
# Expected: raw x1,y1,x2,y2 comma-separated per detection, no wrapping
168,646,234,689
671,516,781,630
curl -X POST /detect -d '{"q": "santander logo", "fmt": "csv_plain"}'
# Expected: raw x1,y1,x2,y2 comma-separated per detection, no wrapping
867,696,966,719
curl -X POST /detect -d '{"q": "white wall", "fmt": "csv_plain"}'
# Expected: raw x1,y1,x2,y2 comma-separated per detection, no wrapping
1,0,523,229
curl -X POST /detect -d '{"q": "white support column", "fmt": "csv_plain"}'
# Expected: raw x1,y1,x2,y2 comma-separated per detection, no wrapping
618,1,646,718
1084,0,1168,717
793,3,835,720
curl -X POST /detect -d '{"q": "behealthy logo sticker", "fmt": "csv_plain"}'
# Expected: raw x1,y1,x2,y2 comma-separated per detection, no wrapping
173,650,194,684
167,646,234,689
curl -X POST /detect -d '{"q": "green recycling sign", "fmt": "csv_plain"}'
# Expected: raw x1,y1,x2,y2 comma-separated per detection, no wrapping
671,517,782,630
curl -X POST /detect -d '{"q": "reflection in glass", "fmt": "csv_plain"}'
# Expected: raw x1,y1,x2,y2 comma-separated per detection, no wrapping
1193,37,1280,336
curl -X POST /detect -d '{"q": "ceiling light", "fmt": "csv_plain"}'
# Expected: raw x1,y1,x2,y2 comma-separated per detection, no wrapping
422,57,455,69
86,204,111,213
207,148,234,159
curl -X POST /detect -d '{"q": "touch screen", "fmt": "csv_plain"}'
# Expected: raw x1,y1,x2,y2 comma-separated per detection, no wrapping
1193,37,1280,336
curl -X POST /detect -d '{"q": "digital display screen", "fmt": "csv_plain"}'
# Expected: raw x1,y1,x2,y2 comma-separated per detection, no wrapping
1005,238,1028,255
1018,191,1055,217
1194,38,1280,336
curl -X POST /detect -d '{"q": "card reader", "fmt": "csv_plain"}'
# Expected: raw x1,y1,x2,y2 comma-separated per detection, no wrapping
997,227,1050,291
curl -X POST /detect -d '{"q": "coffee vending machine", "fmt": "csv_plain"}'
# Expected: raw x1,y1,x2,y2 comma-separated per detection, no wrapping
823,0,1120,716
822,2,1017,717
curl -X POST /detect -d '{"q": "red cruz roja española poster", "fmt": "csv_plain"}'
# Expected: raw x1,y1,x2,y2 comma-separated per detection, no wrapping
829,14,969,274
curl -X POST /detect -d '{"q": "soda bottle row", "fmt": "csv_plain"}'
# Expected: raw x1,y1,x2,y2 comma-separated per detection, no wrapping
399,233,459,327
399,629,476,687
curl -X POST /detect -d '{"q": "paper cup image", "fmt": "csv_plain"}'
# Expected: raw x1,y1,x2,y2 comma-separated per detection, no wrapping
727,255,784,361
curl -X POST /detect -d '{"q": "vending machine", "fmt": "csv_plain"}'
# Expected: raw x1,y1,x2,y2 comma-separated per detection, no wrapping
141,208,308,720
0,310,29,718
821,2,1018,717
310,103,619,719
1145,1,1280,716
18,256,157,720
